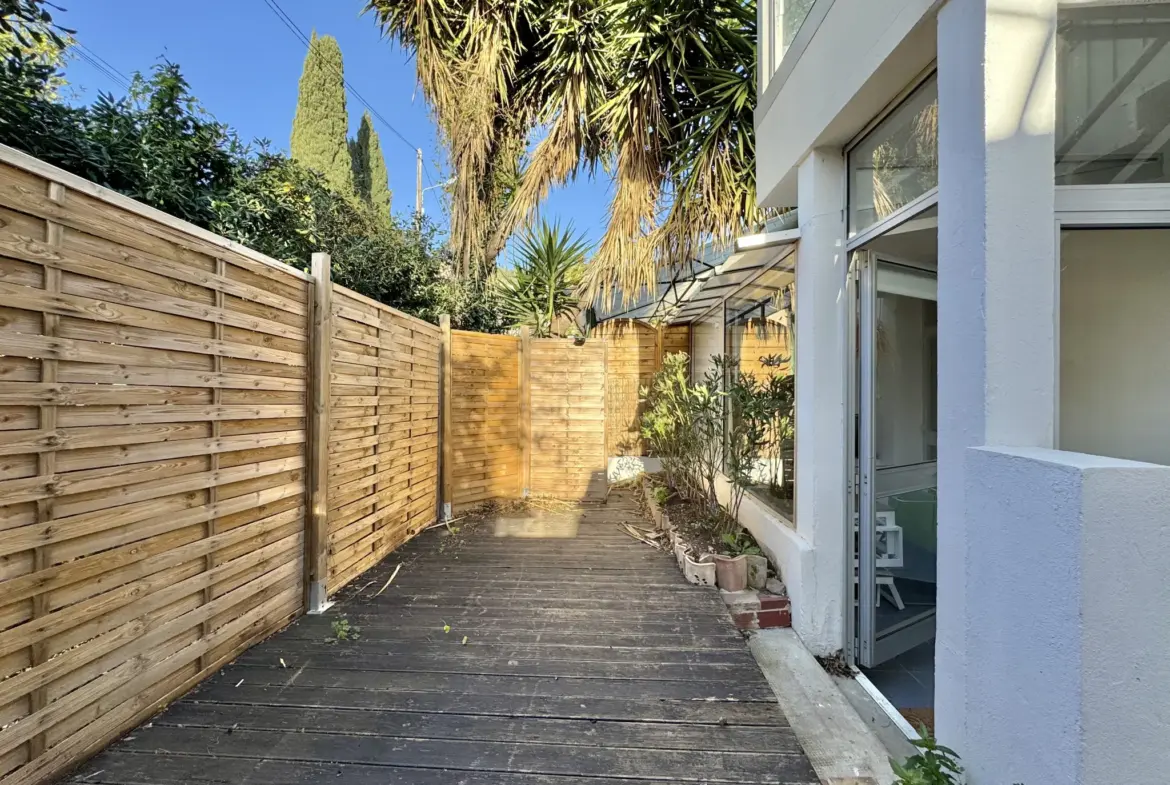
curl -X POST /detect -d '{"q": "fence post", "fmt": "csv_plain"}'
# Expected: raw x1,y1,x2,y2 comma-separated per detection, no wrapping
519,326,531,497
307,252,333,614
439,314,453,520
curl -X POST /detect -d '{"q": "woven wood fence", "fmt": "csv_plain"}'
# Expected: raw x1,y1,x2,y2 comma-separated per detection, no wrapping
439,326,691,510
0,150,312,785
0,147,442,785
597,323,690,456
528,339,607,499
441,327,522,511
324,285,440,593
0,143,695,785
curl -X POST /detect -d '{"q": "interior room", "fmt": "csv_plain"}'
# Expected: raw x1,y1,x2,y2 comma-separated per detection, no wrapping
1059,228,1170,466
855,206,938,730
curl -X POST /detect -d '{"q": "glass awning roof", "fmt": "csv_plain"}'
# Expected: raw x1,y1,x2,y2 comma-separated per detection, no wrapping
595,227,799,325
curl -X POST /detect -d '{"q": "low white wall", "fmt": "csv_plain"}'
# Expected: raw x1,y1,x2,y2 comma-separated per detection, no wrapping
714,474,832,654
955,445,1170,785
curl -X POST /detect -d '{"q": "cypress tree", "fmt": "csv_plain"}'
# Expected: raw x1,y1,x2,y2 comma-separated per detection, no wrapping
350,111,392,220
290,32,353,195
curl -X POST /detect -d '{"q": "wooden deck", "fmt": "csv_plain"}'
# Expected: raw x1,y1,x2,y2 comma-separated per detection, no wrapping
63,492,818,785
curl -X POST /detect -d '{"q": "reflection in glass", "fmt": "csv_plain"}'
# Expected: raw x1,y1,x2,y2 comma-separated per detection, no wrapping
724,269,797,524
848,78,938,235
779,0,817,57
873,262,937,643
1057,3,1170,185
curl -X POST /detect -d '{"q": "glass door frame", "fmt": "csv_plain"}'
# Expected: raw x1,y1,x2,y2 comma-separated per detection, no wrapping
848,249,939,668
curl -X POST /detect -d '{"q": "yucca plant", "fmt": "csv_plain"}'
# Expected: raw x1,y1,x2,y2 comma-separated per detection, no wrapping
491,220,589,336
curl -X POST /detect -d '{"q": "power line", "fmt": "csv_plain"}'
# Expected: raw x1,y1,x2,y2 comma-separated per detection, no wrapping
258,0,424,155
75,42,131,86
73,43,130,91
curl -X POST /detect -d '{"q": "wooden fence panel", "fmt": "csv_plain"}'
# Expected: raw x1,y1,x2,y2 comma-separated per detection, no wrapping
0,154,308,785
447,330,521,510
529,339,607,499
598,323,690,456
326,286,440,592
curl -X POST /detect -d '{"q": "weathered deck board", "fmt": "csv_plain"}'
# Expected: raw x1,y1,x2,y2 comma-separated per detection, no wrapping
62,492,818,785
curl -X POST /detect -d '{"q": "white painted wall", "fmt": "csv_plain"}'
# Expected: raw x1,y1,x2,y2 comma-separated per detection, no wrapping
964,446,1170,785
936,0,1059,770
789,149,849,656
690,312,724,385
1060,229,1170,466
756,0,938,208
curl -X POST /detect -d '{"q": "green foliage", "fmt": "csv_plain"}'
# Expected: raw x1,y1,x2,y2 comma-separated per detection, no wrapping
350,111,392,220
0,17,69,98
0,1,70,52
330,617,360,641
210,152,462,322
720,530,761,557
719,355,768,523
639,353,725,515
0,49,503,329
367,0,765,291
652,485,669,507
0,60,243,227
891,732,964,785
491,220,588,337
757,354,795,495
290,32,353,195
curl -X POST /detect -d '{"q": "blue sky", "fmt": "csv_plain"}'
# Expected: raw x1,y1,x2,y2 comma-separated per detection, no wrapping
57,0,611,262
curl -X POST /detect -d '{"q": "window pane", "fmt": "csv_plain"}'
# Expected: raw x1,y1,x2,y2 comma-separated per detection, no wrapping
1060,228,1170,465
1057,3,1170,184
848,77,938,236
724,279,796,525
780,0,817,58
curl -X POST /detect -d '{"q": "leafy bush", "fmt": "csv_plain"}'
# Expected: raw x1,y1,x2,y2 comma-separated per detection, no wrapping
640,352,698,497
0,49,501,329
638,352,725,516
720,530,761,557
757,354,795,495
892,733,963,785
719,355,768,523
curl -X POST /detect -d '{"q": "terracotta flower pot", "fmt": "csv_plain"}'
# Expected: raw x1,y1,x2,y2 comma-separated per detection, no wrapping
714,554,748,592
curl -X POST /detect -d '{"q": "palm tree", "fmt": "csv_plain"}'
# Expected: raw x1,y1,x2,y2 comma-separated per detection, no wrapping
364,0,763,299
492,220,589,337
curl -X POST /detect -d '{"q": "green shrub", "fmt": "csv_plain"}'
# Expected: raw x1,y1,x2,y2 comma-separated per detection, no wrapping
0,49,503,330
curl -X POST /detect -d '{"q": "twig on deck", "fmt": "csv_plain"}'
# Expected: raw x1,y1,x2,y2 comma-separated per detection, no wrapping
373,563,403,597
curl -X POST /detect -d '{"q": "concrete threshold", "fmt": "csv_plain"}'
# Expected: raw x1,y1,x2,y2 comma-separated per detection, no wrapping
748,628,899,785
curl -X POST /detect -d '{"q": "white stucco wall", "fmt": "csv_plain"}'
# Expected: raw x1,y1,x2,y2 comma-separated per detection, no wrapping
714,474,817,630
1060,229,1170,466
690,312,724,385
964,446,1170,785
756,0,938,207
935,0,1059,759
788,150,849,656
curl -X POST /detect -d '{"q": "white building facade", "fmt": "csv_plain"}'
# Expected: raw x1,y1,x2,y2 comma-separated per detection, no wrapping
747,1,1170,782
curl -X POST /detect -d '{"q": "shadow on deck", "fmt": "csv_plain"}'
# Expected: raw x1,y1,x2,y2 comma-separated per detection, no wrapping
64,491,818,785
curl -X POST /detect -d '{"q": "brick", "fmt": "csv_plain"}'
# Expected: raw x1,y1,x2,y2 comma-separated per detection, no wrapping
731,611,758,630
758,594,790,611
756,608,791,629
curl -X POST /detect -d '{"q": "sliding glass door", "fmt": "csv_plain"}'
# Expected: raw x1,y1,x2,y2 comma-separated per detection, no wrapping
853,252,939,667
